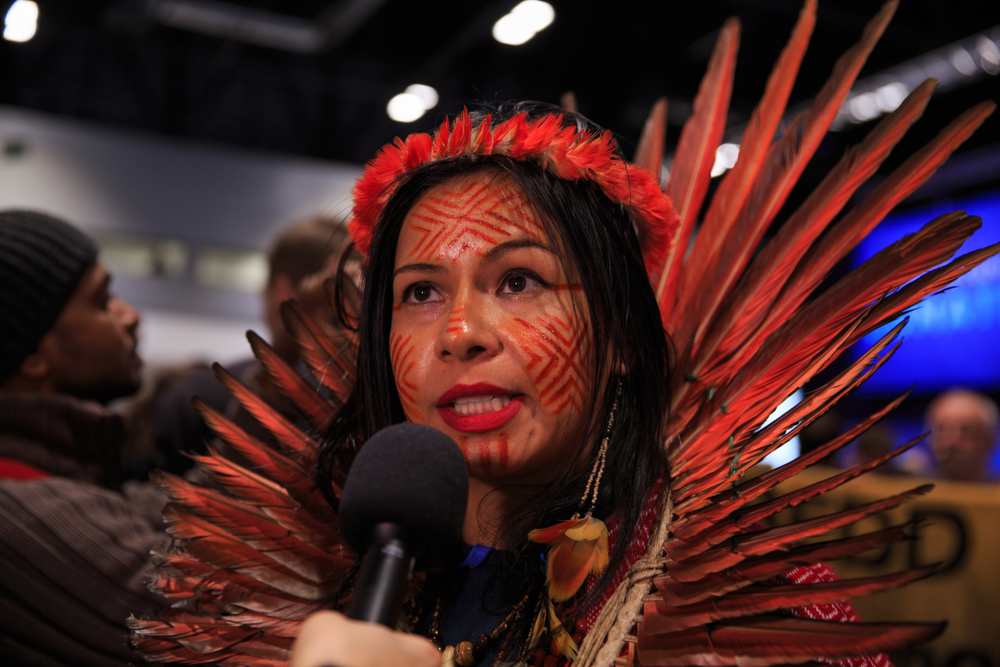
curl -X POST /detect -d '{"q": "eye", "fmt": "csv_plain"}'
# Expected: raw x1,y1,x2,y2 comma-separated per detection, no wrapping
499,272,543,294
403,282,442,304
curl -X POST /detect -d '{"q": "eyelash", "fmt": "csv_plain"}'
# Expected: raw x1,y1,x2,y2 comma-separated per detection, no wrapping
399,270,548,304
498,270,547,294
401,282,439,304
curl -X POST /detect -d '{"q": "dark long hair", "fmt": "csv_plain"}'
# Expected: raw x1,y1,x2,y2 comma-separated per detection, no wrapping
318,102,671,624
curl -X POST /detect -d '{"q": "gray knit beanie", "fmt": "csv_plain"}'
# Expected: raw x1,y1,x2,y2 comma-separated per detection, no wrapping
0,210,98,382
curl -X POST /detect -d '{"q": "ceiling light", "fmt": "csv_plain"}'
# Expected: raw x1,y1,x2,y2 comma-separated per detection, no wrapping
848,92,880,122
405,84,439,111
976,36,1000,75
387,93,426,123
511,0,554,32
950,47,978,77
874,82,908,113
4,0,38,43
493,1,554,46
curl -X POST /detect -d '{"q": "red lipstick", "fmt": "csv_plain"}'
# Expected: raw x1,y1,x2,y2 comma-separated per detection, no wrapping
436,383,524,433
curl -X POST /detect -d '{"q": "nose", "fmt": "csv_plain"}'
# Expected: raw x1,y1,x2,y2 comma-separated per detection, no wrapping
436,289,500,362
112,296,141,335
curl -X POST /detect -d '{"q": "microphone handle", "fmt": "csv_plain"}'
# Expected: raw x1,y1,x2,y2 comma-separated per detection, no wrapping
346,522,414,627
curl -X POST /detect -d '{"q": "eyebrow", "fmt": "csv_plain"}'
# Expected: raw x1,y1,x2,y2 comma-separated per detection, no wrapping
392,239,559,280
483,238,559,262
392,262,447,280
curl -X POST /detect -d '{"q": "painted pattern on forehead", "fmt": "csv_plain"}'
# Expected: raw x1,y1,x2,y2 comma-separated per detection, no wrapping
457,432,510,476
403,178,544,262
389,332,422,422
514,312,593,416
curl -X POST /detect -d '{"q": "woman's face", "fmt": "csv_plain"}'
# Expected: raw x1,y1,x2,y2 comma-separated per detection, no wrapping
389,172,593,486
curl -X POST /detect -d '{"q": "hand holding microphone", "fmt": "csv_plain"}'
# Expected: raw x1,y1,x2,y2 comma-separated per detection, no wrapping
290,611,440,667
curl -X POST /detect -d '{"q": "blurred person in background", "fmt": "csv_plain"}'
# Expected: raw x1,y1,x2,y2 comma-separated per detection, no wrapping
0,210,168,667
146,216,353,477
926,388,1000,483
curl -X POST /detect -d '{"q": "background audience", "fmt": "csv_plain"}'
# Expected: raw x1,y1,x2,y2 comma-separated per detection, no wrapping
926,389,1000,483
0,210,168,667
145,216,352,478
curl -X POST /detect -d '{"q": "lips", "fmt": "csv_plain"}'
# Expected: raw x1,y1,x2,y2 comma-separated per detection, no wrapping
436,382,524,433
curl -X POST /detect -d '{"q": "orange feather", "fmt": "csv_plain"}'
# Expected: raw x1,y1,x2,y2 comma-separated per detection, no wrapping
671,0,816,350
529,515,609,602
656,17,739,314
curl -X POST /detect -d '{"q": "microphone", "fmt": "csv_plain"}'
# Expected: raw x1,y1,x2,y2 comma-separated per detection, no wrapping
338,423,468,627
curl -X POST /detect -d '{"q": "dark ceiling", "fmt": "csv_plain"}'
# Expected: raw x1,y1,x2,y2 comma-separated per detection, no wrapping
0,0,998,179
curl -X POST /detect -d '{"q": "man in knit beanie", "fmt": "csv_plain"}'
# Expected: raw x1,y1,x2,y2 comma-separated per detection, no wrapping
0,210,166,667
0,209,142,403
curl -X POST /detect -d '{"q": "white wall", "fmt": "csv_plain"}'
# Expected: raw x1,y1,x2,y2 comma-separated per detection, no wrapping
0,105,362,369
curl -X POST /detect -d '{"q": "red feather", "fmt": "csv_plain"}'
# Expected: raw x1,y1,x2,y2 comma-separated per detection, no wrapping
638,614,944,667
644,565,937,634
280,300,356,402
671,318,905,488
192,399,337,516
655,523,919,606
247,330,337,430
763,101,995,337
212,363,321,460
666,485,932,582
670,436,922,562
679,0,893,362
633,97,668,177
671,0,816,351
656,18,740,311
691,76,934,390
674,386,910,530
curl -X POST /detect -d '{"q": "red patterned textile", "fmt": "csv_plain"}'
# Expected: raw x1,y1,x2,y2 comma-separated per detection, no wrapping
774,562,891,667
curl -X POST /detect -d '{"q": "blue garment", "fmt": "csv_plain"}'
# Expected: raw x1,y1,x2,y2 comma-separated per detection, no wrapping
436,545,514,666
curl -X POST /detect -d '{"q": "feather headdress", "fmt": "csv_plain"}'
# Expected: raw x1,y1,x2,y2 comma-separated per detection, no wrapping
348,109,680,277
132,1,997,666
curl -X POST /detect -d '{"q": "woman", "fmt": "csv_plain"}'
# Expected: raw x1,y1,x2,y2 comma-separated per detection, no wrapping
316,103,673,665
132,3,992,665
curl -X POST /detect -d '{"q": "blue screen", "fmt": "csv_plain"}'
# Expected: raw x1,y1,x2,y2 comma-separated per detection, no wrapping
852,190,1000,396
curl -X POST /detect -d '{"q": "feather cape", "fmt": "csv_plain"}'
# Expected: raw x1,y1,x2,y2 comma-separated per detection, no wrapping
131,2,996,665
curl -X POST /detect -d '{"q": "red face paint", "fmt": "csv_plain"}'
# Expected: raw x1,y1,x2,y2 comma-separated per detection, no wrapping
389,332,423,422
389,174,593,487
513,314,592,415
457,432,511,477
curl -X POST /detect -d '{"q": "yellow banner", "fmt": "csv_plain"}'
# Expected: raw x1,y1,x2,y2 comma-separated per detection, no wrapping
772,467,1000,667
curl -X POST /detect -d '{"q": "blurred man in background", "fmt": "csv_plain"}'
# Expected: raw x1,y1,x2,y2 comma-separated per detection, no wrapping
926,388,1000,482
147,216,352,477
0,210,167,666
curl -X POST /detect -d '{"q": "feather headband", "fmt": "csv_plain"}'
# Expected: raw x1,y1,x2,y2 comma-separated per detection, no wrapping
348,108,679,275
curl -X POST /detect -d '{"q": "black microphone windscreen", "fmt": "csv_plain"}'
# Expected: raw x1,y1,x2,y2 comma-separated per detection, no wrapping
339,423,468,569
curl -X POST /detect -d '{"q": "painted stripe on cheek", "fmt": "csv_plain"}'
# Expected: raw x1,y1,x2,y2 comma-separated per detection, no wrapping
513,315,592,414
389,333,421,419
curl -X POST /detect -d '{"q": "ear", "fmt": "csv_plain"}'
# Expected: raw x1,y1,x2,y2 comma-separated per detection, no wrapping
17,349,51,381
268,274,296,304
